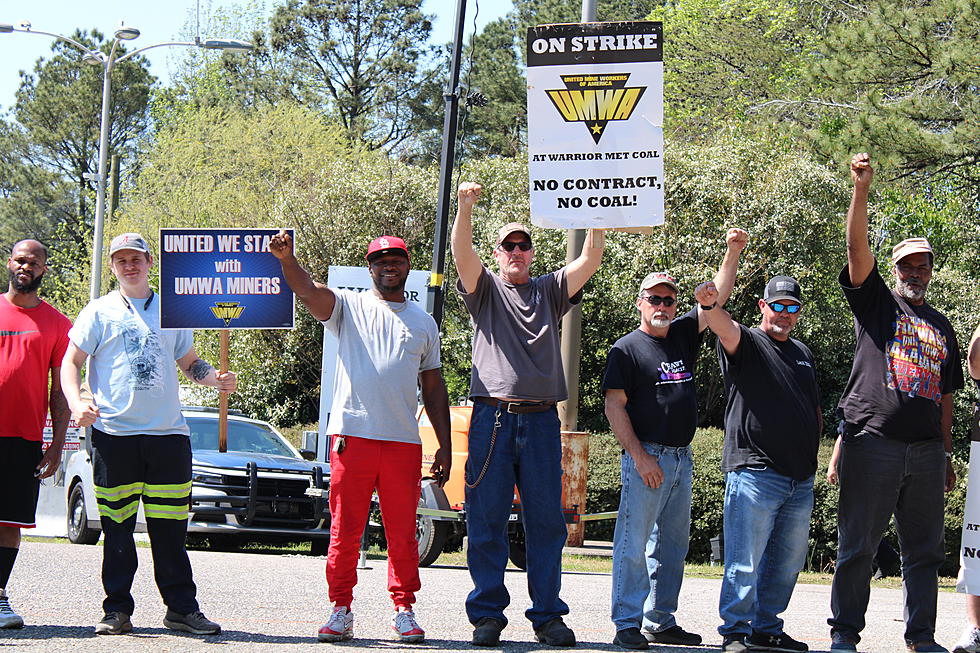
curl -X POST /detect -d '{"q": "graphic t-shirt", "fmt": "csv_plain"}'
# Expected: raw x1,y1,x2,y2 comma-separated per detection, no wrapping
0,296,71,441
68,291,193,436
459,266,580,402
839,264,963,441
602,308,703,446
324,289,441,444
718,325,820,481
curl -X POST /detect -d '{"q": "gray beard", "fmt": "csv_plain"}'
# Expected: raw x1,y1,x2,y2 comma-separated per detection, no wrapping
649,317,670,329
896,279,927,303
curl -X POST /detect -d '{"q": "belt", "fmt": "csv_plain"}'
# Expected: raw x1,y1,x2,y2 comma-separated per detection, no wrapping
476,397,556,414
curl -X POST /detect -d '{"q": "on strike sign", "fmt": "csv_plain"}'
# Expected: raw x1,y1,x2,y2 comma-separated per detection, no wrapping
526,22,664,229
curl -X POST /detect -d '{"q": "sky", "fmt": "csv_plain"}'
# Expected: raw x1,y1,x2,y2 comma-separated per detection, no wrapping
0,0,511,112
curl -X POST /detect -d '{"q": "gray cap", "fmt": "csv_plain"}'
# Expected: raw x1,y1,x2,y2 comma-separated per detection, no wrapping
109,233,150,257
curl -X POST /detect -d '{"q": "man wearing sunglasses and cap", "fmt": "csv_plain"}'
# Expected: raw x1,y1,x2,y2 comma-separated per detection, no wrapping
695,273,821,652
269,230,451,644
602,229,747,650
828,154,963,653
451,181,604,647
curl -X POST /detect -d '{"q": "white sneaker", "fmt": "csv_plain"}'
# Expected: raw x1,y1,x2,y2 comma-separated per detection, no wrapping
954,626,980,653
0,590,24,629
318,606,354,642
391,607,425,643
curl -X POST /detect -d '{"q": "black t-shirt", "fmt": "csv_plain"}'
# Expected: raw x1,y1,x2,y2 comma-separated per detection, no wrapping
718,325,820,481
838,264,964,442
602,308,703,447
971,377,980,443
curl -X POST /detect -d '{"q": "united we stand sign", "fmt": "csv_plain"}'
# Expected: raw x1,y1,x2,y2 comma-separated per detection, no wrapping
527,22,664,229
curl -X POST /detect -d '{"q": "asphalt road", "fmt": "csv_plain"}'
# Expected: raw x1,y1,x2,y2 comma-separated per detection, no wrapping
0,540,968,652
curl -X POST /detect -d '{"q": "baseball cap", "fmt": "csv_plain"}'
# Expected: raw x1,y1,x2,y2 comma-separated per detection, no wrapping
764,275,802,303
638,272,678,295
365,236,409,261
496,222,532,245
109,233,150,257
891,238,933,265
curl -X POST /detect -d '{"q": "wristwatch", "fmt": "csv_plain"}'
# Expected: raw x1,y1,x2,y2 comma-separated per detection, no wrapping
699,302,717,311
945,451,953,460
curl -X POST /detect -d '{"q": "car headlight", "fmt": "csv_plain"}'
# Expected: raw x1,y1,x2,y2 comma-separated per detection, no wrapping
192,471,223,485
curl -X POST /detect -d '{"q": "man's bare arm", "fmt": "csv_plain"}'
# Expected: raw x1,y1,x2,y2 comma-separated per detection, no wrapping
37,366,70,478
942,392,955,492
694,281,742,356
451,182,485,294
968,322,980,380
605,389,663,488
61,342,99,427
420,368,452,487
699,228,748,332
177,348,237,393
565,229,605,298
269,230,336,321
846,152,875,288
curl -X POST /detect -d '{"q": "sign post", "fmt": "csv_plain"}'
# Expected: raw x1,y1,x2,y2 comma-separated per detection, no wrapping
159,228,295,452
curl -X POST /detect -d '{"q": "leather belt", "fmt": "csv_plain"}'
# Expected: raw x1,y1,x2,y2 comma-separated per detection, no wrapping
476,397,556,414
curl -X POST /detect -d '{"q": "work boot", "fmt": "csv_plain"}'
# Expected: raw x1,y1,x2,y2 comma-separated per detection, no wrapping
472,617,505,646
534,617,576,647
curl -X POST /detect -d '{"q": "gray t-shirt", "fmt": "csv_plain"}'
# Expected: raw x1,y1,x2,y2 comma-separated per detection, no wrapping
458,266,580,402
68,291,193,436
323,289,441,444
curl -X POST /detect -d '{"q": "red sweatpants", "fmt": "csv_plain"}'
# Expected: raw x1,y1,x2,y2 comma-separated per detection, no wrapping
326,435,422,609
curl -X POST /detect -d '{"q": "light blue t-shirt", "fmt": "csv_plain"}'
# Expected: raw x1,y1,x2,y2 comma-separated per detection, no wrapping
324,289,441,444
68,290,193,436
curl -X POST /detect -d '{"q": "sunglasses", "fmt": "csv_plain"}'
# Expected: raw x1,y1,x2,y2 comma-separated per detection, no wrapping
768,302,801,314
498,240,532,252
640,295,676,307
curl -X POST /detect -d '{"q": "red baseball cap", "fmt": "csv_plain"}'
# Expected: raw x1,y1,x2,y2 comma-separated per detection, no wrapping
365,236,409,261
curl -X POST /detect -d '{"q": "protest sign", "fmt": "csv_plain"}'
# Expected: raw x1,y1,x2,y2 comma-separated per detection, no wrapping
158,228,295,330
527,21,664,229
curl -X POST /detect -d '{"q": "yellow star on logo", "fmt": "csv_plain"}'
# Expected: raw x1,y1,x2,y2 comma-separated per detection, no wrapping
591,123,603,135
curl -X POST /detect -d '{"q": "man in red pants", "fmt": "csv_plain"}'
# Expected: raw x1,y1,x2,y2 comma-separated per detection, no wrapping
270,231,451,643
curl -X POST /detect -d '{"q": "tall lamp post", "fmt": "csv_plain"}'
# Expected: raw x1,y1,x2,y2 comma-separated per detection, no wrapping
1,21,253,300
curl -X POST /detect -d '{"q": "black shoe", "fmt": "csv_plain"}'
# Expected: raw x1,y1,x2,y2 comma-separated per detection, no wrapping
613,627,649,650
472,617,505,646
535,617,576,647
95,612,133,635
748,630,808,652
163,609,221,635
646,624,703,645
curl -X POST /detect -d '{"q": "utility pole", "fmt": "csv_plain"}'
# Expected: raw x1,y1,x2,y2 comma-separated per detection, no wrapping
557,0,598,432
426,0,468,326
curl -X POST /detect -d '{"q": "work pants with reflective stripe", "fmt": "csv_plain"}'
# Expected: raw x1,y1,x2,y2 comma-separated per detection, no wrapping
92,428,198,616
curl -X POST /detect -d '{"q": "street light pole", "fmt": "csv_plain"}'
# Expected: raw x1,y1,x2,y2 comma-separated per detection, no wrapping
1,21,253,300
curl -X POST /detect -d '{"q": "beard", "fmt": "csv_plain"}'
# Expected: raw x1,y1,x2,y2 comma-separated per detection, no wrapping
896,278,928,303
372,275,406,296
8,268,43,294
647,316,671,329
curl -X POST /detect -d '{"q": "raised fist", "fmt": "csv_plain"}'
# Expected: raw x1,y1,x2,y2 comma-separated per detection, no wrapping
726,228,748,252
458,181,483,209
850,152,873,188
269,230,294,260
694,281,719,307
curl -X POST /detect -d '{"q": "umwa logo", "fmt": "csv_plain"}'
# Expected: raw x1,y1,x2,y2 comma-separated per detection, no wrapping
546,72,645,144
211,301,245,327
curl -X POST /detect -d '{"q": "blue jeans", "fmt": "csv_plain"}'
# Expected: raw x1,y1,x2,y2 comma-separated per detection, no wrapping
611,443,693,633
829,434,945,644
464,401,569,629
718,467,814,638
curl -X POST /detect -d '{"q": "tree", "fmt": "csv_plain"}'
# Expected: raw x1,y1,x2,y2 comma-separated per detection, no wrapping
265,0,439,150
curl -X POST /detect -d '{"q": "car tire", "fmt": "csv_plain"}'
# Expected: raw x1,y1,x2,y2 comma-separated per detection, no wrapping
417,498,449,567
67,483,100,545
508,523,527,570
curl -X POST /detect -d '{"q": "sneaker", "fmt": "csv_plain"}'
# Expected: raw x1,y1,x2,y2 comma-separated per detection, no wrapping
722,635,751,652
318,606,354,642
907,642,949,653
0,590,24,629
613,627,649,650
95,611,133,635
472,616,505,646
647,624,703,645
830,632,858,651
748,630,808,651
534,617,576,647
954,626,980,653
391,607,425,643
163,609,221,635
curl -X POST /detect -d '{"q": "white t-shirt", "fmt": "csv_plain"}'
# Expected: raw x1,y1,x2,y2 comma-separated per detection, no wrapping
68,291,193,436
324,289,440,444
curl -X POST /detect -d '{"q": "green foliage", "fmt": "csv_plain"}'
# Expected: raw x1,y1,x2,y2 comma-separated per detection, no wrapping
266,0,438,150
809,0,980,187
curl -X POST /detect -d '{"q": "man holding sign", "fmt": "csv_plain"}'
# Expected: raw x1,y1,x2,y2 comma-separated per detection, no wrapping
269,230,451,644
452,181,604,647
61,233,236,637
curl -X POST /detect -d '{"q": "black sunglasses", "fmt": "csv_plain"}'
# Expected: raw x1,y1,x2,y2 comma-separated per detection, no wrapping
767,302,801,314
498,240,532,252
640,295,676,307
